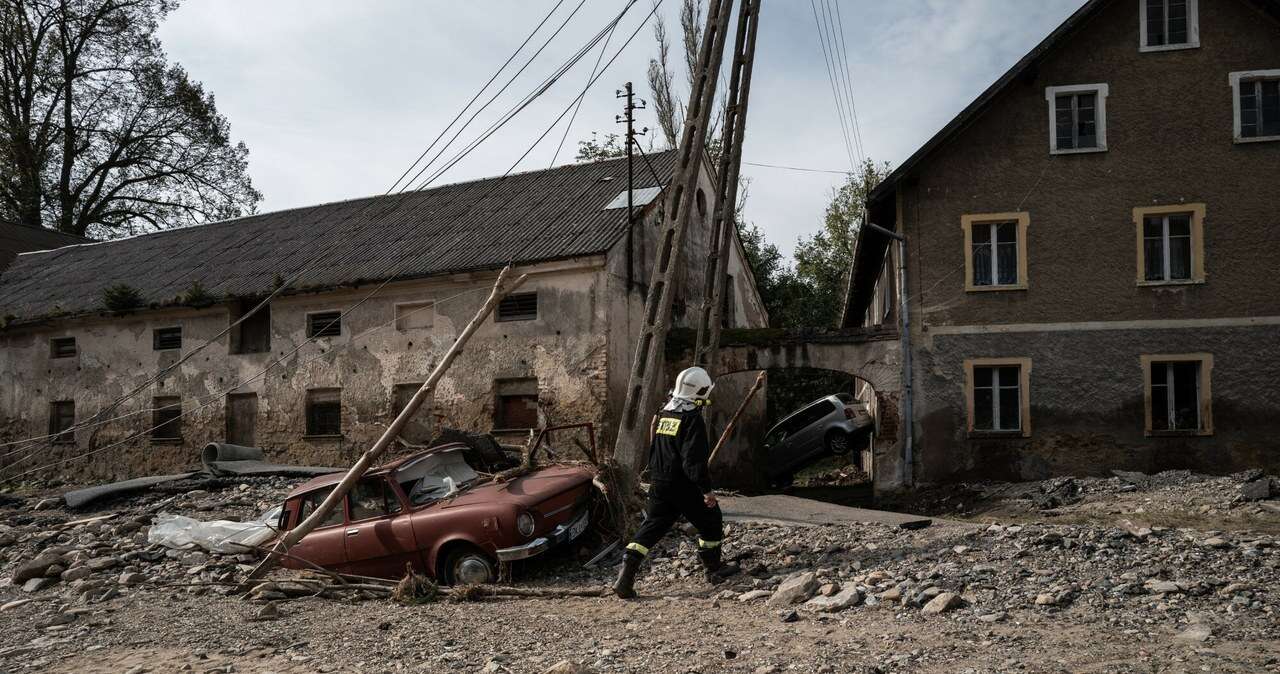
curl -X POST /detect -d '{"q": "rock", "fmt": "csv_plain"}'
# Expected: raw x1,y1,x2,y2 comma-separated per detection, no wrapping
1201,537,1230,549
737,590,772,602
921,592,963,615
541,661,593,674
1240,479,1272,501
1034,593,1058,606
817,583,838,597
251,601,280,622
22,577,56,592
1174,624,1213,643
117,572,146,586
1112,470,1151,487
1,598,34,612
1146,580,1183,594
778,609,799,623
61,566,93,582
804,587,863,612
43,611,77,627
879,587,903,603
767,572,818,607
86,556,120,571
976,612,1006,623
12,552,66,584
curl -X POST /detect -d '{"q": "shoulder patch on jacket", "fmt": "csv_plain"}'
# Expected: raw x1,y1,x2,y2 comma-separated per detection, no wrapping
656,417,681,436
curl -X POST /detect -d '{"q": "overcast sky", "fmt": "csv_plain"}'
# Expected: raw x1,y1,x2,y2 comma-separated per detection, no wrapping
158,0,1083,259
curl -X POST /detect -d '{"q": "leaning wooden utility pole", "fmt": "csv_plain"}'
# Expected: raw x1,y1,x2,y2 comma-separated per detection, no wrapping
694,0,762,373
245,266,528,583
612,0,737,483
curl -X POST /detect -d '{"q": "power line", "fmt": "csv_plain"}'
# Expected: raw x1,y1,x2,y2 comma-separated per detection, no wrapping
742,160,851,175
550,8,621,166
809,0,857,171
817,0,863,166
828,0,866,162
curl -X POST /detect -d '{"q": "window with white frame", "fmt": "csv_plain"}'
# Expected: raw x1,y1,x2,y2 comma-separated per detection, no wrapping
1046,84,1109,154
1230,70,1280,143
966,359,1031,435
1140,0,1199,51
1143,354,1212,435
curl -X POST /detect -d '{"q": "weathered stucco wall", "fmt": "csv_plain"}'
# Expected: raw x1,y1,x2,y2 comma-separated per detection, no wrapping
0,258,611,482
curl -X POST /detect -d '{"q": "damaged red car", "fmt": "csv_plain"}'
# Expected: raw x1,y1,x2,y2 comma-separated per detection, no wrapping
275,428,595,583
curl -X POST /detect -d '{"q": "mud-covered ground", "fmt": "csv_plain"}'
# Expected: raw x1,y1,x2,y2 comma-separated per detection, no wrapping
1,471,1278,673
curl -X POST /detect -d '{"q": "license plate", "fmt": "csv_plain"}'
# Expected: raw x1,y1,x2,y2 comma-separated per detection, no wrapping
566,513,588,541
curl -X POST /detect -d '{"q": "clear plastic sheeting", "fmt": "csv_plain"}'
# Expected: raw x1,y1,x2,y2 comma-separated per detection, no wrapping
147,510,279,554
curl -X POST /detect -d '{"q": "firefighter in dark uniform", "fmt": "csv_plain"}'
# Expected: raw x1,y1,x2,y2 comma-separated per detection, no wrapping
614,366,732,599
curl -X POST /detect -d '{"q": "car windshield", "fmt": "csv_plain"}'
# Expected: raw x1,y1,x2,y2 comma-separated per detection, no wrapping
394,448,481,506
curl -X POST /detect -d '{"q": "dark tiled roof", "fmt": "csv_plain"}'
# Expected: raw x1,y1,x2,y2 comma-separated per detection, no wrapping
0,152,675,322
0,223,89,274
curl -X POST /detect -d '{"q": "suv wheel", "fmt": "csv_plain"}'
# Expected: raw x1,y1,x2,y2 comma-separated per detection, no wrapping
826,431,852,455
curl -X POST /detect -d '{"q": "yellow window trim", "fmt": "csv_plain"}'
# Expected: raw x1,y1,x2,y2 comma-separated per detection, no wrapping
963,357,1032,438
1132,204,1206,286
960,212,1030,292
1140,353,1214,437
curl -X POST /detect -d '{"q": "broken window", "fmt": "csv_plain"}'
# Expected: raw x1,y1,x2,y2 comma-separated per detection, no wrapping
298,486,346,528
1143,0,1194,49
1055,92,1098,150
153,326,182,351
306,388,342,436
973,365,1022,432
1143,213,1194,282
349,478,402,521
229,298,271,354
395,448,481,506
48,401,75,444
1149,360,1205,432
395,301,434,331
496,292,537,322
307,311,342,338
1238,77,1280,139
151,397,182,441
50,337,76,359
971,221,1019,287
392,383,432,444
494,378,539,430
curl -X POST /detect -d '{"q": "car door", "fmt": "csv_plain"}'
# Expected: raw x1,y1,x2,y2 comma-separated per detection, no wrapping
789,401,836,467
289,486,348,569
343,477,420,579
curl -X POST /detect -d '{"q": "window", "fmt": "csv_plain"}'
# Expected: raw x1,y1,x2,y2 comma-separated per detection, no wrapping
494,378,539,430
151,397,182,441
1133,204,1205,285
1140,0,1199,51
153,326,182,351
496,292,537,322
50,337,76,359
720,275,737,329
961,213,1029,291
306,388,342,436
1046,84,1109,154
349,478,402,520
307,311,342,338
48,401,75,444
1230,70,1280,143
395,301,434,331
1142,354,1212,435
392,383,432,444
229,298,271,354
298,486,346,528
965,358,1032,437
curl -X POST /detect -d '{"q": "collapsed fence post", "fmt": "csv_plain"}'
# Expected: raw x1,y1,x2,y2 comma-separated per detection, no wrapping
242,266,528,585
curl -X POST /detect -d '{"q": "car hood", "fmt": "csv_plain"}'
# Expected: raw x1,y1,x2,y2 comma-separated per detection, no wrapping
440,465,593,509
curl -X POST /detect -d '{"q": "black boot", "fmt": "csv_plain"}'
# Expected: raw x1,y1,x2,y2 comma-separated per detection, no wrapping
698,547,725,585
613,551,642,599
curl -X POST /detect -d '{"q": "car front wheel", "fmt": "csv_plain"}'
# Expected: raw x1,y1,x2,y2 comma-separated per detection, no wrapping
826,431,852,455
442,546,496,585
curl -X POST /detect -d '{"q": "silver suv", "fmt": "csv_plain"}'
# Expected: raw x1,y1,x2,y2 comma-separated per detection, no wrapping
763,393,873,483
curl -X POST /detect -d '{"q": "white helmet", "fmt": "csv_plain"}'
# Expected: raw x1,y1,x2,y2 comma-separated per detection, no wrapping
673,366,715,402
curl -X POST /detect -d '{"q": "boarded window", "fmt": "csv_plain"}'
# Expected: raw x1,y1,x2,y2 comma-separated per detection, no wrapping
152,397,182,441
1240,78,1280,139
1145,0,1190,47
48,401,75,444
1143,213,1193,282
153,326,182,351
226,393,258,447
230,299,271,354
1054,92,1098,150
1150,361,1202,431
970,222,1019,287
392,383,433,444
306,388,342,436
973,365,1022,432
496,292,537,322
494,378,539,429
395,301,434,331
50,337,76,359
307,311,342,338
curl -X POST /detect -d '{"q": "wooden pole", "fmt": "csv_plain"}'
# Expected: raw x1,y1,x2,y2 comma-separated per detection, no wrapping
244,266,528,583
708,370,765,465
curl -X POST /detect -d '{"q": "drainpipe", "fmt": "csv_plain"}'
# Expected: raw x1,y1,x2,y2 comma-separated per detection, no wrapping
864,222,913,488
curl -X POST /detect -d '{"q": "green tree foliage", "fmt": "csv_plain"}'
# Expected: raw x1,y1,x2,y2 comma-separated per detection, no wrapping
0,0,260,238
574,132,626,162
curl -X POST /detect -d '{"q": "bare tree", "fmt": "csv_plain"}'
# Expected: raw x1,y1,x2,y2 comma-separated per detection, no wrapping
0,0,259,238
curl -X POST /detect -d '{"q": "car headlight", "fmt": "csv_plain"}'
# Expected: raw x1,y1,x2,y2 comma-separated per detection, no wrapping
516,511,536,538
